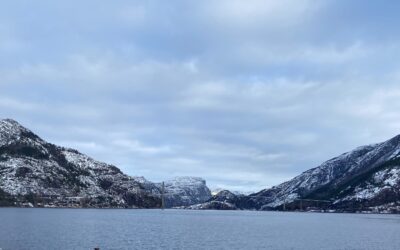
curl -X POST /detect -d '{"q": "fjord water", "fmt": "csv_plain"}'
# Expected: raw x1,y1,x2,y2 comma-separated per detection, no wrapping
0,209,399,250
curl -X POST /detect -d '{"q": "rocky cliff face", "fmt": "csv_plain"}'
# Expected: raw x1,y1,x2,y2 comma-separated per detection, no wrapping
0,119,160,208
158,177,212,208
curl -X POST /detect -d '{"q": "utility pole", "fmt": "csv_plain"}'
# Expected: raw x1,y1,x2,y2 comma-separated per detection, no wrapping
161,181,165,210
283,198,286,211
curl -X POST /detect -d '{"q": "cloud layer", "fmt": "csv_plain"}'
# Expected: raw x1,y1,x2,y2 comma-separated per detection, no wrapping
2,0,400,191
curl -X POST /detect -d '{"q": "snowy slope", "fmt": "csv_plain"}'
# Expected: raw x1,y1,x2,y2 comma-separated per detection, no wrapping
242,134,400,212
0,119,160,208
188,190,242,210
189,134,400,213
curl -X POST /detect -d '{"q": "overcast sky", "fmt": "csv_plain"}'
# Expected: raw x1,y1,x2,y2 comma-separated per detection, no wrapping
1,1,400,191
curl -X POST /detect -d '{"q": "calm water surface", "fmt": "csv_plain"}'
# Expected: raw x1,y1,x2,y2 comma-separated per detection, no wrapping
0,208,399,250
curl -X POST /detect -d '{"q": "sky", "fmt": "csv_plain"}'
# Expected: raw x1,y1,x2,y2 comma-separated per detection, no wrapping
2,1,400,192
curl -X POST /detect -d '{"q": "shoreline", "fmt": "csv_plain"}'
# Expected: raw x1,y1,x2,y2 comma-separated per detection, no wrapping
0,206,399,215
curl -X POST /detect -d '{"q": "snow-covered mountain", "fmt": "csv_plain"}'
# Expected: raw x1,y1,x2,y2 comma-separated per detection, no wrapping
0,119,161,208
158,177,212,208
131,176,212,207
188,190,242,210
0,119,213,208
189,134,400,213
4,118,399,212
239,134,400,212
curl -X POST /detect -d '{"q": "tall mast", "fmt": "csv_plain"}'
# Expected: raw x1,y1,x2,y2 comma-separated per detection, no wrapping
161,181,165,210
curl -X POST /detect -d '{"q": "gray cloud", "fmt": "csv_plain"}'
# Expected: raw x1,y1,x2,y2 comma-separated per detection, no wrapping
1,1,400,191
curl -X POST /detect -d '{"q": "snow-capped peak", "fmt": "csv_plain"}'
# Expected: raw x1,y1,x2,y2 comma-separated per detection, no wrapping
0,119,44,147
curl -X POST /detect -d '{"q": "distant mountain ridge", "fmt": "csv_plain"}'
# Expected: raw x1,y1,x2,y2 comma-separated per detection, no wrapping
0,119,211,208
161,177,212,207
3,118,400,213
188,190,242,210
247,134,400,212
193,135,400,213
132,176,212,208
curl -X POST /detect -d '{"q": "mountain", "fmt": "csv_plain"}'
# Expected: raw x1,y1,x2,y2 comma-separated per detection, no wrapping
131,176,212,208
188,190,242,210
0,119,160,208
0,119,213,208
160,177,212,208
239,135,400,213
190,134,400,213
5,118,399,213
211,188,254,196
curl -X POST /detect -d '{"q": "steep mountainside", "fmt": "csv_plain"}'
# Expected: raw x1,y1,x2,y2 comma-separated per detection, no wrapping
0,119,160,208
241,135,400,212
159,177,212,208
189,134,400,213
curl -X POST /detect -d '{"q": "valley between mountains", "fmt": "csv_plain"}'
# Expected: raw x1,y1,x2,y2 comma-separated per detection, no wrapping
1,119,400,213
